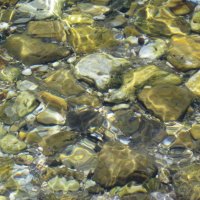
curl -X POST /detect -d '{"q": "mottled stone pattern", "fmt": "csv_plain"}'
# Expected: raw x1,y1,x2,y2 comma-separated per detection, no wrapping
138,84,193,121
93,141,156,187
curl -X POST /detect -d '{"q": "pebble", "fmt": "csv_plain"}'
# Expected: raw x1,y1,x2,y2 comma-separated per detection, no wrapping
22,68,32,76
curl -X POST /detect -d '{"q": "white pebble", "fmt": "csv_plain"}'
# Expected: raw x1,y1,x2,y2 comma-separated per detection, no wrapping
22,68,32,76
67,56,76,63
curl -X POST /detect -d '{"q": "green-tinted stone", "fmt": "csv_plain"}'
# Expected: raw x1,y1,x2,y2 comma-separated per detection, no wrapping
93,141,156,188
4,35,70,65
0,157,13,182
0,134,26,154
106,65,182,103
138,84,193,121
45,69,85,96
0,67,20,82
134,5,190,36
167,35,200,71
186,71,200,96
191,10,200,33
190,124,200,140
27,20,66,42
68,26,117,53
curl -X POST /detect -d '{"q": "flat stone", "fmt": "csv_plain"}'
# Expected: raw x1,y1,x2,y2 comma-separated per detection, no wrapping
167,35,200,71
93,141,156,188
4,35,70,65
27,20,66,42
0,134,26,154
190,124,200,140
191,6,200,33
45,69,85,96
186,71,200,96
74,53,130,90
138,84,193,121
134,5,190,36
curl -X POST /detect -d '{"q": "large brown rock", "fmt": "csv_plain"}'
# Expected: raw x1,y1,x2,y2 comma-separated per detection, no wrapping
138,84,193,121
4,35,70,65
93,141,156,188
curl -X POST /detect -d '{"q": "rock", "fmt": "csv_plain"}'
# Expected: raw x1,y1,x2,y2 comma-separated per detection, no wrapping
93,141,156,188
59,144,97,171
186,71,200,96
0,67,20,82
39,91,68,110
4,35,70,65
0,157,14,182
134,5,190,36
190,124,200,140
36,107,66,125
167,35,200,71
13,91,38,117
74,53,130,90
109,15,127,28
17,80,38,91
173,164,200,199
68,25,117,53
0,0,18,6
39,131,77,156
191,7,200,33
45,69,85,96
139,39,167,60
17,0,65,20
77,3,110,16
105,65,182,103
0,134,26,154
27,20,66,42
21,68,32,76
68,93,101,107
90,0,111,5
64,13,94,25
138,84,193,121
48,176,80,192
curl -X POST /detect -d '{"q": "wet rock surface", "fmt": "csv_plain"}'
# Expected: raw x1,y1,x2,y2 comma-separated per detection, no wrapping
0,0,200,199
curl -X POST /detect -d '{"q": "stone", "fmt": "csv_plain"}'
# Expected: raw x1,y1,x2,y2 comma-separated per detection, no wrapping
45,69,85,96
105,65,182,103
39,131,77,156
138,84,193,121
139,39,167,60
74,53,130,90
4,35,70,65
13,91,38,117
48,176,80,192
93,141,156,188
173,164,200,199
191,9,200,33
59,144,97,171
0,67,20,82
186,71,200,96
167,35,200,71
134,5,190,36
109,15,127,28
0,0,18,6
190,124,200,140
36,107,66,125
90,0,111,5
63,13,94,25
68,25,117,53
17,0,65,20
77,3,110,16
27,20,66,42
0,134,26,154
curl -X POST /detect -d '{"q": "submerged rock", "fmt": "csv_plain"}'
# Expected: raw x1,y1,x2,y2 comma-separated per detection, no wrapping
68,25,117,53
190,124,200,140
0,67,20,82
167,35,200,71
74,53,130,90
186,70,200,96
27,20,66,42
60,144,97,171
191,6,200,33
106,65,182,103
134,5,190,36
45,69,85,96
138,84,193,121
93,141,156,188
173,164,200,200
4,35,70,65
0,134,26,154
